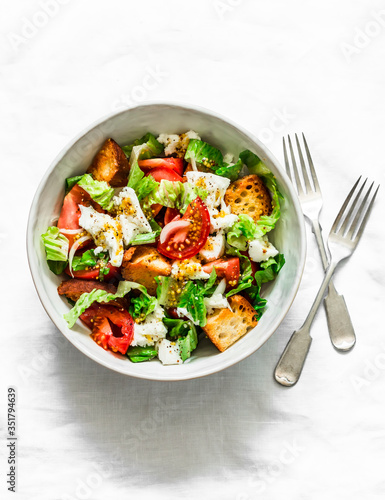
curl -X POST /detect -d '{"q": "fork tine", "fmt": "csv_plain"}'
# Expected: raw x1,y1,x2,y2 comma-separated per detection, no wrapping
346,182,373,239
295,134,312,193
302,133,321,193
331,176,362,234
288,135,304,196
336,178,367,235
283,137,292,182
351,183,379,243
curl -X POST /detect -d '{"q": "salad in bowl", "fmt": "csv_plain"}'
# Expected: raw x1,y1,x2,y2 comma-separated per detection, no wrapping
40,129,285,366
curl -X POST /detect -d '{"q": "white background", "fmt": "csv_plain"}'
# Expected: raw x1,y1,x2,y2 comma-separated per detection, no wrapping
1,1,385,499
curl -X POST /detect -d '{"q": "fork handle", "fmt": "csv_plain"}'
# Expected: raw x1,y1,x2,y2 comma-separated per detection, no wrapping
324,283,356,351
274,328,312,386
311,219,356,351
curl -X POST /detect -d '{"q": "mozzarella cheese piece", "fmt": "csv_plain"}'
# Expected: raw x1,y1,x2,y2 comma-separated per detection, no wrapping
131,305,167,347
209,209,239,233
204,294,231,315
157,130,201,157
199,232,225,262
171,258,210,280
186,171,230,211
248,236,279,262
157,339,183,365
113,187,152,245
175,307,198,325
78,205,124,266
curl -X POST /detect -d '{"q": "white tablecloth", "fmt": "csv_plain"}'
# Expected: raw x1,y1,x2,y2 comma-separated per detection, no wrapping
2,1,385,499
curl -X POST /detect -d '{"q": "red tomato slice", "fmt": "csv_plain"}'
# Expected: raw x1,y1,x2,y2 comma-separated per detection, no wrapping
65,263,120,280
157,197,210,260
80,304,134,355
164,207,181,225
139,158,184,176
146,167,184,217
57,184,104,248
202,258,240,287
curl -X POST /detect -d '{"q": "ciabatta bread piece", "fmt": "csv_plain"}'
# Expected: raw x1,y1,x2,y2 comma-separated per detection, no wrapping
203,294,258,352
224,174,272,223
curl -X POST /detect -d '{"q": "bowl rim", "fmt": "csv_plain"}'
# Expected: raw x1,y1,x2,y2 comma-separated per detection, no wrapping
26,101,306,381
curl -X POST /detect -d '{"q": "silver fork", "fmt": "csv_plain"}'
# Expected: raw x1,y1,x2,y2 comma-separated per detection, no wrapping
284,134,356,351
275,177,379,386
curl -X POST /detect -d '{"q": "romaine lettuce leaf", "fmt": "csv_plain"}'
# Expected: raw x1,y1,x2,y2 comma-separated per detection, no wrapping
135,175,159,201
129,289,157,320
130,231,160,245
143,180,208,213
71,249,108,271
41,227,69,274
244,254,285,319
76,174,115,211
185,139,224,170
226,214,258,251
63,280,146,328
65,175,83,194
163,317,198,362
127,345,158,363
122,133,163,159
155,276,172,307
215,159,243,182
126,135,162,192
239,149,283,239
177,270,217,327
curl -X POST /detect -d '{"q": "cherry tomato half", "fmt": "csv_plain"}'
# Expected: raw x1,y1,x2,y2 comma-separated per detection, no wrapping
80,304,134,355
164,207,181,225
202,258,240,287
157,197,210,260
139,158,184,176
65,262,120,281
57,184,104,248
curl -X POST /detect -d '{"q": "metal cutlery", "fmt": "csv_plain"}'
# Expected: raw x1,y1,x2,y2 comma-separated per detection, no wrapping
275,176,379,386
283,134,356,351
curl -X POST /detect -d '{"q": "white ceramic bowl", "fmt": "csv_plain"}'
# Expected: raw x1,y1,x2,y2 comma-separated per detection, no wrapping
27,102,306,381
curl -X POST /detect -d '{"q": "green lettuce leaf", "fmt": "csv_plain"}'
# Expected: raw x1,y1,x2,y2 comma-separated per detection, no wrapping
65,175,83,194
246,254,285,319
185,139,224,170
129,290,157,320
135,175,159,201
143,180,208,213
41,227,69,274
163,317,198,362
127,345,158,363
239,149,283,239
71,248,110,280
155,276,172,307
63,281,146,328
227,214,258,251
130,231,160,245
215,159,243,182
77,174,115,210
225,246,254,297
122,133,163,159
177,270,217,327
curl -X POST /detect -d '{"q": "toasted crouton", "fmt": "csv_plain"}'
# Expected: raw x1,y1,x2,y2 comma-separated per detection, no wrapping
224,174,272,223
121,246,171,295
87,138,130,187
203,295,258,352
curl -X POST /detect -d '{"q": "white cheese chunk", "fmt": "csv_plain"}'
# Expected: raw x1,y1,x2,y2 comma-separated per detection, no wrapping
248,236,279,262
186,171,230,211
176,307,198,325
157,130,201,157
113,187,152,245
199,232,225,262
209,208,239,233
131,305,167,347
156,339,183,365
171,258,210,281
204,294,231,315
78,205,124,267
